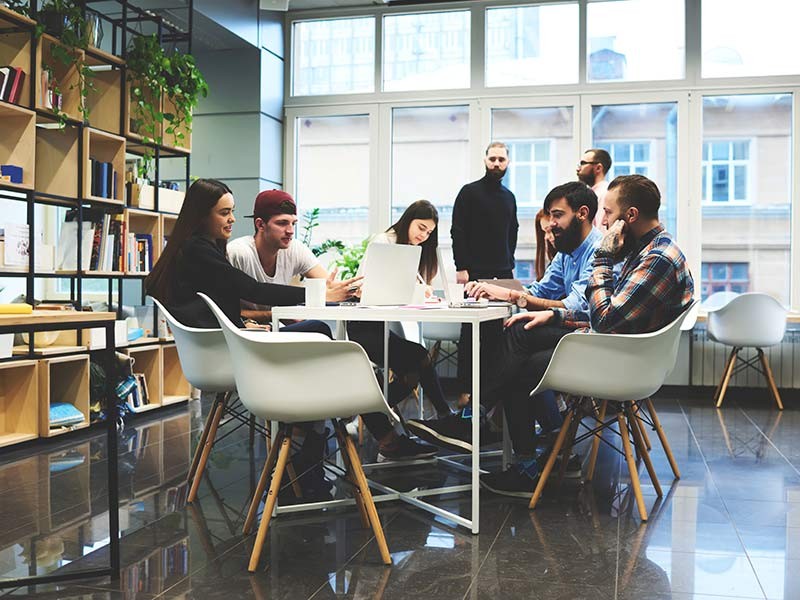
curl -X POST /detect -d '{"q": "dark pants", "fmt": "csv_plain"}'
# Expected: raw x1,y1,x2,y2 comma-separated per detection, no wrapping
456,269,513,395
280,319,332,337
348,321,450,440
487,323,572,456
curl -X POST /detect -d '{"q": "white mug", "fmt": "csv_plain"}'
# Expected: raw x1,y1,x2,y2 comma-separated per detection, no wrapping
451,283,465,300
412,282,426,304
304,278,326,307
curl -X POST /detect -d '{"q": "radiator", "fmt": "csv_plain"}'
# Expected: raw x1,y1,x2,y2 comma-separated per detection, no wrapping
690,325,800,389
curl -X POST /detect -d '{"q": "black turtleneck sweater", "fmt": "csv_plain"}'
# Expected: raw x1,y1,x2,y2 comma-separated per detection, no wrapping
450,174,518,274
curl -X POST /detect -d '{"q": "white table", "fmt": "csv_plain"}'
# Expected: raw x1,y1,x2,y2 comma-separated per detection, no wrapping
272,303,511,534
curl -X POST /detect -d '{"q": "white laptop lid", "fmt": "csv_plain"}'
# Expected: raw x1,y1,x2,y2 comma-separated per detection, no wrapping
436,247,460,305
359,243,422,305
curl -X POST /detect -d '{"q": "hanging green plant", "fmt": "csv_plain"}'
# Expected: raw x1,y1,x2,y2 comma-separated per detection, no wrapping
126,34,208,177
37,0,95,127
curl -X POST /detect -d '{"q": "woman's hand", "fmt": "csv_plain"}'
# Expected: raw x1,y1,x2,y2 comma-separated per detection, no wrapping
325,269,363,303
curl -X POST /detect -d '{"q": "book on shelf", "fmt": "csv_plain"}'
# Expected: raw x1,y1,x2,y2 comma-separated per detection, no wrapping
3,223,29,266
0,67,8,100
90,160,117,200
57,210,126,272
0,66,25,103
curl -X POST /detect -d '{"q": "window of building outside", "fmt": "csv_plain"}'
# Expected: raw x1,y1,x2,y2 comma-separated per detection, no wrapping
587,0,684,82
292,17,375,96
390,106,470,248
592,103,677,235
485,3,578,87
702,140,751,204
702,0,800,78
383,11,470,91
700,262,750,300
294,115,371,250
701,94,792,306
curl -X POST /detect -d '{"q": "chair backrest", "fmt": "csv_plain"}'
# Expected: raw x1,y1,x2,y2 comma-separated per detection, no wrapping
702,290,740,312
422,322,461,343
706,292,787,348
198,293,400,423
531,301,698,402
150,297,235,393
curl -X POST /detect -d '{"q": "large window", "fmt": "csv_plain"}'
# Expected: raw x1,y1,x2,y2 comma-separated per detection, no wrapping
592,102,677,235
702,140,751,204
485,3,578,87
390,106,470,245
587,0,684,82
383,11,470,92
701,94,792,306
294,115,371,247
702,0,800,78
292,17,375,96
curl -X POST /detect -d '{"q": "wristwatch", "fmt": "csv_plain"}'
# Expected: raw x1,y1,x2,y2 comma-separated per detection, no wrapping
515,292,528,309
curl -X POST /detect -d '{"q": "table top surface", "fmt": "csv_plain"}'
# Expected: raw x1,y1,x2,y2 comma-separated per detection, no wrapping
272,303,512,323
0,310,117,327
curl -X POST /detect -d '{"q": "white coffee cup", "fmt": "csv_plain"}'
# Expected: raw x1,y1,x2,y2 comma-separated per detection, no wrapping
451,283,465,300
412,282,426,304
304,278,326,307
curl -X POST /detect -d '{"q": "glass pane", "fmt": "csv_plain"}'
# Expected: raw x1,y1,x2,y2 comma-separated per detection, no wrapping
711,166,728,202
703,0,800,78
730,263,748,280
732,140,749,160
292,18,375,96
592,102,678,235
515,143,531,162
391,106,470,251
295,115,371,248
711,142,728,160
702,94,792,305
587,0,684,82
485,3,579,87
711,264,726,279
383,11,470,92
492,105,575,283
513,166,532,210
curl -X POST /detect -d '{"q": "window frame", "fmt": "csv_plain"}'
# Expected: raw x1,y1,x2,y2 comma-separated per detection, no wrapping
700,138,753,206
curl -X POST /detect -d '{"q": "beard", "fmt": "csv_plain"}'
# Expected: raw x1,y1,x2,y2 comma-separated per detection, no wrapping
577,171,596,186
485,166,506,181
552,215,584,254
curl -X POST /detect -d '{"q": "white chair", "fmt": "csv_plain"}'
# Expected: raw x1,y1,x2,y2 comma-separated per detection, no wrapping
705,292,787,410
527,302,697,522
198,292,398,571
151,298,298,503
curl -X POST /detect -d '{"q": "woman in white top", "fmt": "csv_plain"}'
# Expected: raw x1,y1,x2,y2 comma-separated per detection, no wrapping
349,200,452,424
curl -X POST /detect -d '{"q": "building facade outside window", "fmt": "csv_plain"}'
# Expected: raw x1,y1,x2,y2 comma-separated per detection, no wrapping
701,262,750,300
702,140,751,204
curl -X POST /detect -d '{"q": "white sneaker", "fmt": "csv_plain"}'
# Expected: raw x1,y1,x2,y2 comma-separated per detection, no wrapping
345,417,359,439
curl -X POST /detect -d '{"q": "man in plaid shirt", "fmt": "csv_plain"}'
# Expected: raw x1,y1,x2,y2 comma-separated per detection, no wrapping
481,174,694,497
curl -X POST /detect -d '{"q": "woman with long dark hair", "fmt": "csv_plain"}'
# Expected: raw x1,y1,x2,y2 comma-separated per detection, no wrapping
348,200,452,442
534,208,556,281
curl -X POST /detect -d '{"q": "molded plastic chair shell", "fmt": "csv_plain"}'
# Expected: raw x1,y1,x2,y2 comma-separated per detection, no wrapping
198,292,400,424
530,301,698,402
706,292,787,349
422,322,462,343
150,297,234,393
702,290,740,313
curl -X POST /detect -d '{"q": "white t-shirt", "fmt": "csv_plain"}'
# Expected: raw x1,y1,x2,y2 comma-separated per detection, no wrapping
227,236,319,309
592,179,610,230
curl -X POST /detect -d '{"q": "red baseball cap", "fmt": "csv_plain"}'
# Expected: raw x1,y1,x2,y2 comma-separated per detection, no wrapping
245,189,296,219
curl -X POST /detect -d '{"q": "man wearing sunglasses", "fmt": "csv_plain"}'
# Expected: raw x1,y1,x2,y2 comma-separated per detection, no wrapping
577,148,612,229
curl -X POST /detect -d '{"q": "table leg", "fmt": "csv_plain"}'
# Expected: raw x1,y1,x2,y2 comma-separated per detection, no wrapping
471,321,480,534
106,320,120,578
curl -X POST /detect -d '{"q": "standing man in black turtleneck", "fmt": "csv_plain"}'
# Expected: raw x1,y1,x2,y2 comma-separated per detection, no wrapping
451,141,519,408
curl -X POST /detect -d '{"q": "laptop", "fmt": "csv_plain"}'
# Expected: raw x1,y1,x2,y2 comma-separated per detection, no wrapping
436,248,490,309
358,243,422,305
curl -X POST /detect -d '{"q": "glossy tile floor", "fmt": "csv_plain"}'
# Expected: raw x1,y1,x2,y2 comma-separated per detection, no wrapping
1,391,799,599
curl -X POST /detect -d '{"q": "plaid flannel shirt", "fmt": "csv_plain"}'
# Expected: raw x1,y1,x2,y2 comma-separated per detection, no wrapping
552,225,694,333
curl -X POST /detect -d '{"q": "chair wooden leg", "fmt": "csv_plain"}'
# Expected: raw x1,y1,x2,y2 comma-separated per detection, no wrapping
248,430,292,572
333,421,370,529
628,409,645,462
618,412,648,522
529,410,574,510
243,428,286,535
357,416,364,446
188,396,227,503
758,349,784,410
555,409,582,485
626,405,662,497
715,347,739,408
336,420,392,565
634,403,652,451
645,398,681,479
285,462,304,499
586,399,607,482
188,392,225,485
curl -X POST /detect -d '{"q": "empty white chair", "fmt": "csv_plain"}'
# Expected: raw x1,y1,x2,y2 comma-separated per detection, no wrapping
198,292,398,571
705,292,787,410
527,302,697,522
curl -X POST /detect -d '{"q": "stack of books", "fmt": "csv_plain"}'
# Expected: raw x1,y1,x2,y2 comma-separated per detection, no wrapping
0,66,25,104
57,209,127,272
89,159,118,200
127,373,151,410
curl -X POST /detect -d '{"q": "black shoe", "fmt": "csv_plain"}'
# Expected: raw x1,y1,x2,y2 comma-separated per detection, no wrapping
377,435,438,462
480,464,540,499
406,413,472,453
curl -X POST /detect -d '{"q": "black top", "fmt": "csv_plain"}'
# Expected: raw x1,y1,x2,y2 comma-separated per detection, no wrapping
450,174,519,274
168,234,305,328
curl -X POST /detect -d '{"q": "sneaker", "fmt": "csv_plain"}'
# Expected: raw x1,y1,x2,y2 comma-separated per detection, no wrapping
406,413,472,453
377,435,438,462
480,464,540,499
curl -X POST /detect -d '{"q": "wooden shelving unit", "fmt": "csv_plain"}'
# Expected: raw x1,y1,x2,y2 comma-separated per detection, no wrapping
83,128,125,204
38,355,90,438
0,12,33,107
35,124,80,199
36,34,84,122
161,97,192,152
125,345,162,413
125,208,161,274
0,102,35,190
161,344,190,406
0,360,39,447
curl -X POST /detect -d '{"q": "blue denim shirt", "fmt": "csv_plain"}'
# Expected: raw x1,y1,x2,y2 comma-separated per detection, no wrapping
526,227,603,316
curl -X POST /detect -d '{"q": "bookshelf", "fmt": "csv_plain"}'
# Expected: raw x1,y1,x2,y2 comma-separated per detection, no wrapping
161,344,190,406
0,359,38,447
125,208,160,274
124,345,162,414
37,354,90,438
35,124,80,200
36,34,84,121
0,101,35,190
0,18,33,108
83,128,125,204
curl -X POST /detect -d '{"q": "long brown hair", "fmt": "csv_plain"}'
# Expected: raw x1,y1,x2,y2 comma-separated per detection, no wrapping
145,178,232,304
535,208,556,281
390,199,439,284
